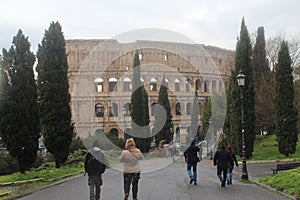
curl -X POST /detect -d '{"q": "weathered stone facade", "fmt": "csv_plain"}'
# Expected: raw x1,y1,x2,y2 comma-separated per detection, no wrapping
66,39,235,144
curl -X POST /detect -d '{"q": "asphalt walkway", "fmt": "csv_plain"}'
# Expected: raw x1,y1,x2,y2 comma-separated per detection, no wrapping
16,156,293,200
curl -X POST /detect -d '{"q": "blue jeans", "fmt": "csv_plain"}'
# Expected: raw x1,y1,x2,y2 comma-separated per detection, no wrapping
187,163,197,183
227,166,233,181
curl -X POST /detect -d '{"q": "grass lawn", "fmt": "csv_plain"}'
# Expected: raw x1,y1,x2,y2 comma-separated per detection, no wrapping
257,167,300,199
249,134,300,162
251,134,300,199
0,163,84,199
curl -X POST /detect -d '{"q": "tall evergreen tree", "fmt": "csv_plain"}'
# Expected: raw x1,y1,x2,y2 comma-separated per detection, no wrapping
275,41,298,156
252,27,275,134
224,18,256,158
252,27,269,79
36,22,73,168
130,51,151,153
223,71,240,152
154,74,173,145
1,30,40,173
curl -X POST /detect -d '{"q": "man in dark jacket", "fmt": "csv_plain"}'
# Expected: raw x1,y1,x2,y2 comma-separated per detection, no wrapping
84,140,106,200
184,139,200,185
213,143,231,187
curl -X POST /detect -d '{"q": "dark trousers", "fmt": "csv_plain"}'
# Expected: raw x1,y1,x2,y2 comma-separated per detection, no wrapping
217,168,227,182
123,173,140,199
88,175,102,200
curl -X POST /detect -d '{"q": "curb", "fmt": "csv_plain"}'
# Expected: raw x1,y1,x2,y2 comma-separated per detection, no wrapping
251,179,297,200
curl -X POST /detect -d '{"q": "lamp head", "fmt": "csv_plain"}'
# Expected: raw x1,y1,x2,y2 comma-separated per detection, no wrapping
237,71,245,87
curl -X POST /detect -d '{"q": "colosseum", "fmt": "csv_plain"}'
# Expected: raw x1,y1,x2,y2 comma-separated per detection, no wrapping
66,39,235,144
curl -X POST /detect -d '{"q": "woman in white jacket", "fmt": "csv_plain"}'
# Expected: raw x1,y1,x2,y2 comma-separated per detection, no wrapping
119,138,144,200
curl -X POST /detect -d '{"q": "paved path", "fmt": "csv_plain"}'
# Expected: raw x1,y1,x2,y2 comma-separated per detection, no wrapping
18,157,289,200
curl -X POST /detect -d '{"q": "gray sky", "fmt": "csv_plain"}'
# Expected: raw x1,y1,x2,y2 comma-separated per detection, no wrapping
1,0,300,52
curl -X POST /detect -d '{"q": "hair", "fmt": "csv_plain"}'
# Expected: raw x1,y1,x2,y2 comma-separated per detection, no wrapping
125,138,136,148
220,143,226,149
227,145,235,154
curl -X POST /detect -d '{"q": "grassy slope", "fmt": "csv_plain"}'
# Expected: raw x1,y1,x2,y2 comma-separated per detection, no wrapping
253,134,300,199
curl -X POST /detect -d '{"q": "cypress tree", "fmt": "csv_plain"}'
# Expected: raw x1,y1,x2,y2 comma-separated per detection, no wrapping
1,30,40,173
154,74,173,145
275,41,298,156
224,18,256,158
223,70,240,152
130,51,151,153
252,27,275,134
36,22,73,168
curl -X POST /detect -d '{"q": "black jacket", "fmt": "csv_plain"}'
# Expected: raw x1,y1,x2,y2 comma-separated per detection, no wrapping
184,144,200,164
84,151,106,176
213,148,231,170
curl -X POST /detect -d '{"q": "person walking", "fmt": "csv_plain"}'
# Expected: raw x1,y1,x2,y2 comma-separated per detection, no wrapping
84,140,106,200
213,143,231,187
226,145,238,185
183,139,200,185
119,138,144,200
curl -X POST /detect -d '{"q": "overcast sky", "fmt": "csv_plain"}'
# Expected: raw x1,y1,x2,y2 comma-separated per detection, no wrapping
1,0,300,53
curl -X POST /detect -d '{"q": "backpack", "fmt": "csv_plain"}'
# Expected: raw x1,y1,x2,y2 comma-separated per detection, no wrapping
85,152,106,175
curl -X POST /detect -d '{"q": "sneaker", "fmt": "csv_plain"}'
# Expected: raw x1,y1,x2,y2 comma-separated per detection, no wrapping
221,180,226,187
124,193,129,200
227,180,230,185
230,180,232,184
189,179,194,184
194,182,197,185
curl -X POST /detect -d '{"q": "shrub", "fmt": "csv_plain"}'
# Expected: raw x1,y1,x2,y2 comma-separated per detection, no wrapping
0,152,19,175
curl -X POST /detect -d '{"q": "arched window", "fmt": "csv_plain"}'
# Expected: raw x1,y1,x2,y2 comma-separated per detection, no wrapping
109,77,118,92
196,79,201,91
150,78,157,91
109,103,118,117
95,103,104,117
186,79,191,92
110,128,119,138
94,78,103,92
219,80,223,92
186,102,192,115
175,79,180,92
204,80,209,93
123,103,131,116
123,77,131,92
175,102,181,115
212,80,217,93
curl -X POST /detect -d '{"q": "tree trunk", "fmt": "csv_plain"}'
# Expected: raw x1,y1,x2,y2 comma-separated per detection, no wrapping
55,160,60,168
18,157,26,174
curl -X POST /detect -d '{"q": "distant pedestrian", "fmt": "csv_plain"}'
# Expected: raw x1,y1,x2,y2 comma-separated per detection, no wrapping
119,138,144,200
226,145,238,185
184,139,200,185
213,143,231,187
84,140,106,200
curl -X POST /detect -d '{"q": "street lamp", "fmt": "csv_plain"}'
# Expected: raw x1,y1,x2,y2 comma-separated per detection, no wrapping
237,71,248,180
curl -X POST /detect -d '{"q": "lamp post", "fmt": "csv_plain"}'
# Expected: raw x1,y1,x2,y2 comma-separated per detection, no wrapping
237,71,249,180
